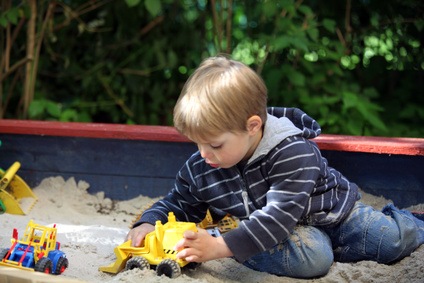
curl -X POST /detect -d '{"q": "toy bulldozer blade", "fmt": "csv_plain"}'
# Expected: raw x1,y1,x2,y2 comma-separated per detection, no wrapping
99,240,134,274
0,161,37,215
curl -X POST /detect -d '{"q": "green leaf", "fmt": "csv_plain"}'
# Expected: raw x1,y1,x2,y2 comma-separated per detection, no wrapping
310,72,326,85
46,101,61,118
60,109,78,122
342,91,358,109
145,0,162,16
125,0,141,7
298,5,313,17
262,1,279,18
343,91,387,132
307,28,319,42
414,20,424,32
167,50,178,68
287,70,305,86
6,7,19,25
291,36,309,52
273,35,291,50
28,100,45,118
356,102,387,132
345,116,364,135
0,15,8,27
322,19,336,32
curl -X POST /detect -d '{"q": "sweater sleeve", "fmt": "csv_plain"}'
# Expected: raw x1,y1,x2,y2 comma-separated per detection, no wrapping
223,138,321,262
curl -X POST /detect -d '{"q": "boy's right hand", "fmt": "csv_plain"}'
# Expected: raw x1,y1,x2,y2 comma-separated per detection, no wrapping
126,223,155,247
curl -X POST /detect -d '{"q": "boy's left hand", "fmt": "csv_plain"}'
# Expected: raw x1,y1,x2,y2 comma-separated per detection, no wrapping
174,228,233,262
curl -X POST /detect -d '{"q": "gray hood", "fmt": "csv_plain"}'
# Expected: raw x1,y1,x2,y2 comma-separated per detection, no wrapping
249,107,321,163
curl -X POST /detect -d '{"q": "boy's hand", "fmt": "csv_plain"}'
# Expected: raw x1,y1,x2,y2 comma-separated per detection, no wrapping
174,228,233,262
126,223,155,247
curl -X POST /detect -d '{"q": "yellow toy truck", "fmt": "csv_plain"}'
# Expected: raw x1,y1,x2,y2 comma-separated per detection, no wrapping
100,212,199,278
0,220,68,275
100,210,238,278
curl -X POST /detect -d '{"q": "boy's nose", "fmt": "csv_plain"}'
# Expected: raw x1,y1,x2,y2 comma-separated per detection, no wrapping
198,145,211,159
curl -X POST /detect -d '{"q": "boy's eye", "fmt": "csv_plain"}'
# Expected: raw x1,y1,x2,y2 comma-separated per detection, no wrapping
210,144,222,149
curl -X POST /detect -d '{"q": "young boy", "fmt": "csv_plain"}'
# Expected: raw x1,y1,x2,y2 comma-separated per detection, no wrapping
127,56,424,278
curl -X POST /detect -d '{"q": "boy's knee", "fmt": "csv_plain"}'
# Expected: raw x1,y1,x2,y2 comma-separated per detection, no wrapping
288,227,334,278
243,226,334,278
290,249,333,278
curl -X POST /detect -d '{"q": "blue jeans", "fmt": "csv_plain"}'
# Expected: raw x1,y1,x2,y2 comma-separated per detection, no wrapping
242,202,424,278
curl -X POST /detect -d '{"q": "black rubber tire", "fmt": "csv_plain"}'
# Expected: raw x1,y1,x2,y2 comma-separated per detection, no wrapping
156,259,181,278
185,262,201,270
54,256,69,275
34,257,53,274
125,256,150,271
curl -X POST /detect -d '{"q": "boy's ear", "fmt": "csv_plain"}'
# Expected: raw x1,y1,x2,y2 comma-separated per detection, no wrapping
246,115,263,134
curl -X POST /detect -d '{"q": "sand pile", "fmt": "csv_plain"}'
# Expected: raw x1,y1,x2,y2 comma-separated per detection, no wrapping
1,176,423,283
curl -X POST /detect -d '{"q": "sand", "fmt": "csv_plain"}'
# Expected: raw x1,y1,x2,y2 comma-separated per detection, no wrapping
1,176,423,283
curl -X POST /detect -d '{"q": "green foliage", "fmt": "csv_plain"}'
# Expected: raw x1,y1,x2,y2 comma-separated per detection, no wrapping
0,6,20,27
144,0,162,16
1,0,423,137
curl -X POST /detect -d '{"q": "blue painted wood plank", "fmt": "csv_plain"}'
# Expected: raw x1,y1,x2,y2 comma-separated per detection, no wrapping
1,133,423,208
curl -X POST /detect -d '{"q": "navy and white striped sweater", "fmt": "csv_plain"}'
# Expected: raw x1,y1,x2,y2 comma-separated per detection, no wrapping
136,107,360,262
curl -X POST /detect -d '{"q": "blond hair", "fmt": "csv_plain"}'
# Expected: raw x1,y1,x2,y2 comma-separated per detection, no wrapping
173,56,268,140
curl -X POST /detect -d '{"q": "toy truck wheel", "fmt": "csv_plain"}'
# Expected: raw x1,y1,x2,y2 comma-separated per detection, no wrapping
35,257,53,274
185,262,201,270
54,256,69,275
156,259,181,278
125,256,150,271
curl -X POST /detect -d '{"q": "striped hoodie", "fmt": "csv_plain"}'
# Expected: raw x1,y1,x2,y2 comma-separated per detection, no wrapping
136,107,360,263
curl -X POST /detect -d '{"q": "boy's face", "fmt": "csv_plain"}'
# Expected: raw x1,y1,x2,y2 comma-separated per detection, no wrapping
192,128,262,169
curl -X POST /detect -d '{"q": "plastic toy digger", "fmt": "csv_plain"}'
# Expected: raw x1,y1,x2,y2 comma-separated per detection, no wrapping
100,211,238,278
198,209,239,237
0,161,38,215
0,219,68,275
100,212,198,278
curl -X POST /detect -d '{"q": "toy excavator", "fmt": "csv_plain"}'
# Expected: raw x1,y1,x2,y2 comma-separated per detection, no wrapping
99,211,238,278
0,161,38,215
